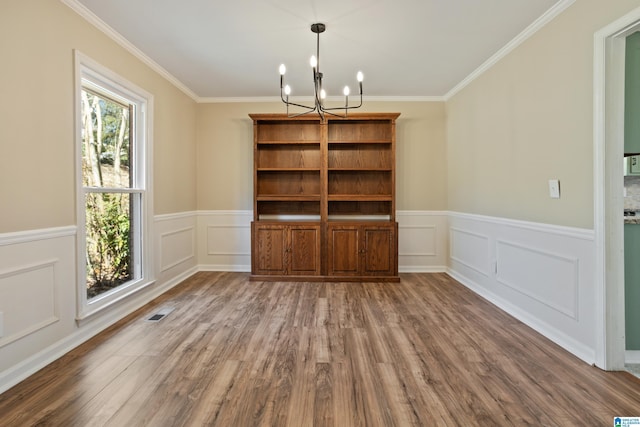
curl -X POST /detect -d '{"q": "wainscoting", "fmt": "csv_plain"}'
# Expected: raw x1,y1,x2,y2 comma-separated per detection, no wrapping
448,212,596,364
197,210,253,272
0,210,598,394
0,214,200,394
0,227,76,392
155,211,198,282
196,210,449,273
397,211,448,272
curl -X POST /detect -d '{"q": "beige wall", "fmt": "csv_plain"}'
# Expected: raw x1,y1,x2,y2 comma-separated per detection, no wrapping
196,101,447,211
8,0,634,232
0,0,197,233
446,0,640,229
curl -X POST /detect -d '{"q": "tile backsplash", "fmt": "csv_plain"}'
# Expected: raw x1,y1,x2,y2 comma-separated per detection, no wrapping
625,176,640,210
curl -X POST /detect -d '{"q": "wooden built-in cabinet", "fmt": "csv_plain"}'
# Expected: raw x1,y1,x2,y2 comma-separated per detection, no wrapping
250,113,400,282
252,222,321,277
327,222,397,277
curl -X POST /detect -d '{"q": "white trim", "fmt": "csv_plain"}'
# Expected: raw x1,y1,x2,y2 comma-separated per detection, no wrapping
0,266,197,395
495,239,579,320
197,96,445,104
444,0,576,101
593,6,640,370
155,211,198,222
74,50,155,321
397,225,437,256
397,210,449,217
0,259,60,348
626,351,640,364
0,226,76,246
59,0,570,104
448,268,596,365
159,227,196,272
198,210,254,216
448,211,596,364
206,225,251,256
450,227,491,277
0,258,58,280
76,279,156,323
448,211,594,241
198,264,251,273
399,266,446,273
0,208,600,394
61,0,198,102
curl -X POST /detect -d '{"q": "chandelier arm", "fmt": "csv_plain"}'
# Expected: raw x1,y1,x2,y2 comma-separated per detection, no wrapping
280,87,317,112
320,110,348,118
281,97,317,111
279,22,363,119
321,91,364,112
286,107,320,118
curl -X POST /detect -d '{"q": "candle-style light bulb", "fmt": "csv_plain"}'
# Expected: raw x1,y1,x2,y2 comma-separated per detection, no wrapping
310,55,318,68
357,71,363,82
284,85,291,96
320,89,326,99
343,86,350,96
279,64,286,75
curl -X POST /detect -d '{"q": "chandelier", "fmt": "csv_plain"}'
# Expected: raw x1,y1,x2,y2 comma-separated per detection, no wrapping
279,23,363,118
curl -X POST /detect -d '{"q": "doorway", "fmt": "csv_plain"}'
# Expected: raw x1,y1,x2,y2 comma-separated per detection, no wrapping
594,7,640,371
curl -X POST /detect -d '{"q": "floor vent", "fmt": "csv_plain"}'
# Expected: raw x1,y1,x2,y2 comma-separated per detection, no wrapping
145,307,174,322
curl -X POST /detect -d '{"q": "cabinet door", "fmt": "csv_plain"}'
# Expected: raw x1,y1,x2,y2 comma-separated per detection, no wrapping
362,225,396,276
253,223,287,275
289,224,321,275
327,225,360,275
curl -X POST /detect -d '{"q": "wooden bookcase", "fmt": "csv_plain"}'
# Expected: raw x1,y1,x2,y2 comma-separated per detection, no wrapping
250,113,400,282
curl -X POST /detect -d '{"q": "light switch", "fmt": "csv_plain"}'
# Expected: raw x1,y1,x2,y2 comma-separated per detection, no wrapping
548,179,560,199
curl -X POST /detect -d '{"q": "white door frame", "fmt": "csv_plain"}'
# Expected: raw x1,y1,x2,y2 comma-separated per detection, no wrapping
594,7,640,369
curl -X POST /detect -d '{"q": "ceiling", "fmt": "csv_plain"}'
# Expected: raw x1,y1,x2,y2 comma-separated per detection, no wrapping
74,0,563,100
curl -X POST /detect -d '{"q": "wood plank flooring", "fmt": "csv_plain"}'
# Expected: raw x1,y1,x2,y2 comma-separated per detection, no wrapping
1,272,640,426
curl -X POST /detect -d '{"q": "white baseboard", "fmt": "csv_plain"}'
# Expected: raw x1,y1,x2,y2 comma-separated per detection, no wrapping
0,266,197,395
626,350,640,364
448,268,596,364
400,266,447,273
196,210,449,273
0,209,603,395
447,211,596,365
198,264,251,272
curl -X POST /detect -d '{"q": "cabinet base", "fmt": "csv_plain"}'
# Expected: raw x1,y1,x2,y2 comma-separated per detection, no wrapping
249,274,400,283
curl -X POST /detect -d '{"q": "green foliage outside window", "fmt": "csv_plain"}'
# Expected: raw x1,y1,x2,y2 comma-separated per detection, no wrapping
81,89,133,298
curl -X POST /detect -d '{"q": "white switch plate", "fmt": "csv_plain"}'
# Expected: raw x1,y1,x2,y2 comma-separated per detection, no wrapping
549,179,560,199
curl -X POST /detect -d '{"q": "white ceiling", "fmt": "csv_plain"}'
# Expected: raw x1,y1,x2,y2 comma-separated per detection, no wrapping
74,0,563,100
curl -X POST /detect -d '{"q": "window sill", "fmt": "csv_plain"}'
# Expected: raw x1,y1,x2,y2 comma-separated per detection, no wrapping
76,278,156,326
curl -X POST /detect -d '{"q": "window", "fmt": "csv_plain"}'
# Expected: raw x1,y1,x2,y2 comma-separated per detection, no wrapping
75,52,154,320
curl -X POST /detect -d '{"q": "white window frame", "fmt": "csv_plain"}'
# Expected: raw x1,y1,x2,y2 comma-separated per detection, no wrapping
74,51,154,321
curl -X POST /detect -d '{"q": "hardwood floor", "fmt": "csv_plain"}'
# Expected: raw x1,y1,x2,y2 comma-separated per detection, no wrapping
1,272,639,426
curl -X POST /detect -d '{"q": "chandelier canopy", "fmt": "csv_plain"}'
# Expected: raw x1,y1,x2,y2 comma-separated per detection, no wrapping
279,23,363,118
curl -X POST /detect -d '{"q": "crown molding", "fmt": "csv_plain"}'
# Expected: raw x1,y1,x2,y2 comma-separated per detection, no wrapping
197,96,281,104
197,95,444,104
60,0,199,102
443,0,576,101
61,0,573,105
